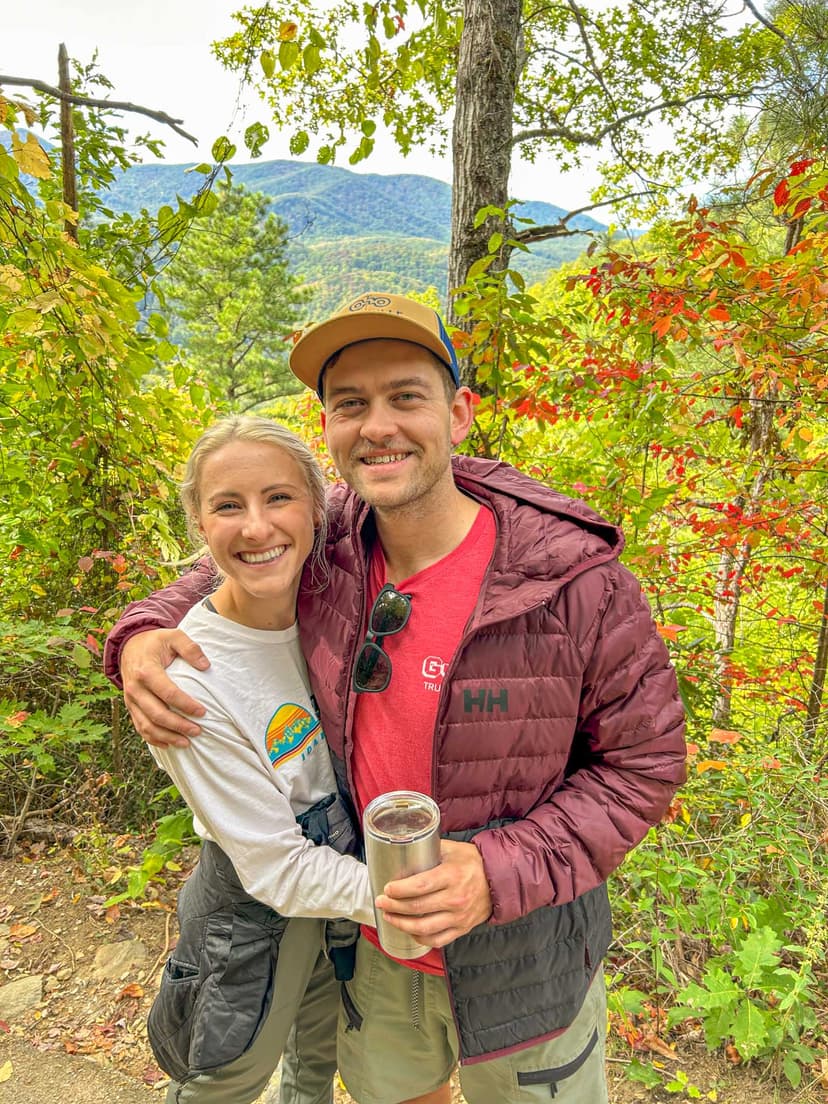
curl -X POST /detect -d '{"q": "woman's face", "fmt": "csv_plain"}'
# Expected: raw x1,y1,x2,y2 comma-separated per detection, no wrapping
197,439,317,630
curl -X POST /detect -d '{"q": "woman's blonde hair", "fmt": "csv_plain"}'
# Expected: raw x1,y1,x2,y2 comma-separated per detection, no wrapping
179,416,329,585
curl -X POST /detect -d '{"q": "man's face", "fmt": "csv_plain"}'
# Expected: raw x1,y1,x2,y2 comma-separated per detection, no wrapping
321,339,474,515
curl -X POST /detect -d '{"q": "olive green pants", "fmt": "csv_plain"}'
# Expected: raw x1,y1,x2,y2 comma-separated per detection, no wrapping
337,939,609,1104
167,917,338,1104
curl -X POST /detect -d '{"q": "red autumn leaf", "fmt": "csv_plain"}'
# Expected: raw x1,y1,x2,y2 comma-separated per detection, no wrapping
660,798,684,824
118,983,145,1000
709,727,742,743
708,305,731,322
789,157,815,176
111,554,128,575
640,1033,678,1060
651,315,672,338
774,179,790,207
5,711,30,726
77,556,94,573
657,623,686,641
9,923,38,939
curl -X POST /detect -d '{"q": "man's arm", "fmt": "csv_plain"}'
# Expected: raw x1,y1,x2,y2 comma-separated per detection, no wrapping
471,563,686,925
103,560,216,746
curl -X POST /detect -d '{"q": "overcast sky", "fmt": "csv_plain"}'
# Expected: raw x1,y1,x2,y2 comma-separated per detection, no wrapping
2,0,603,208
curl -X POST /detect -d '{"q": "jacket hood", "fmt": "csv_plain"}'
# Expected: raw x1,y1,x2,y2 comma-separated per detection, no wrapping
450,455,624,623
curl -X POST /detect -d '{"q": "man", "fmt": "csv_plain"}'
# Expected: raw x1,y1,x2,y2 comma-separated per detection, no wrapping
105,292,686,1104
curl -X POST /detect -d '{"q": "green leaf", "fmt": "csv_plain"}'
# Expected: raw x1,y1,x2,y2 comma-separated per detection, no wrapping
466,254,495,279
290,130,310,156
487,231,503,254
473,204,504,229
279,41,300,70
731,999,770,1058
244,122,270,158
71,642,91,670
733,927,780,987
260,49,276,78
782,1054,803,1088
361,119,377,137
211,136,236,163
302,45,322,75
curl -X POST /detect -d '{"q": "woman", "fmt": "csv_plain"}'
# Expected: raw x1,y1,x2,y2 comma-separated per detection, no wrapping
145,416,374,1104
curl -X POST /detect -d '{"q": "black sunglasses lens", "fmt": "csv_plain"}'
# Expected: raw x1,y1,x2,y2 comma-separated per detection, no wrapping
370,589,411,635
353,642,392,692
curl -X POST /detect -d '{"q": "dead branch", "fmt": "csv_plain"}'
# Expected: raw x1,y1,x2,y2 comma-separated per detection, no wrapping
0,75,197,145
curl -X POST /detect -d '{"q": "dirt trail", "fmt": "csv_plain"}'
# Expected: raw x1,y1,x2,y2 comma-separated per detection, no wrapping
1,844,824,1104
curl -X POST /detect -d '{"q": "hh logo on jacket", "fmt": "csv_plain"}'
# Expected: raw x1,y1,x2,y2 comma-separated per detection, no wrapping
463,688,509,713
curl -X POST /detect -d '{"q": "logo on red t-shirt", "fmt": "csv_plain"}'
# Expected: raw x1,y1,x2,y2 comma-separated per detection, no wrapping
421,655,447,690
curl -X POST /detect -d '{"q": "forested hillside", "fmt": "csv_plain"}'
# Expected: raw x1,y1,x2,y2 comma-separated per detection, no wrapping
104,159,606,311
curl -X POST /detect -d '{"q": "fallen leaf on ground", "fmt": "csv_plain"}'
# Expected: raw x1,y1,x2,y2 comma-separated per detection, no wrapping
0,1060,12,1082
641,1034,678,1060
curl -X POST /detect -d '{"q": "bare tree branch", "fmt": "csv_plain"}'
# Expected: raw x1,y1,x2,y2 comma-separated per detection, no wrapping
0,75,197,144
511,189,652,244
512,90,738,148
743,0,787,41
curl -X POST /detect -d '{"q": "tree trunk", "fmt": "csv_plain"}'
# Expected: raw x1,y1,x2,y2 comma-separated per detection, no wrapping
448,0,521,387
804,578,828,746
711,396,774,728
58,43,78,241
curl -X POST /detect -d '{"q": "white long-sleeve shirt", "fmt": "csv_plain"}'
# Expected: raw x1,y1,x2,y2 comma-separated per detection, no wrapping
151,601,374,925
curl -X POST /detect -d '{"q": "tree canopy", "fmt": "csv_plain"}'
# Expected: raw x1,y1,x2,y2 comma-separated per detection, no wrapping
157,181,308,410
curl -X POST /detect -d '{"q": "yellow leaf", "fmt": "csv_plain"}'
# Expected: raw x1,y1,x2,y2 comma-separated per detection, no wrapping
11,132,51,179
0,264,24,294
799,426,814,442
739,812,752,828
0,1060,12,1083
279,20,299,40
696,759,728,774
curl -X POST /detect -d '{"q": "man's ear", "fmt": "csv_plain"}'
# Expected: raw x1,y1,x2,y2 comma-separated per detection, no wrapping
449,386,476,447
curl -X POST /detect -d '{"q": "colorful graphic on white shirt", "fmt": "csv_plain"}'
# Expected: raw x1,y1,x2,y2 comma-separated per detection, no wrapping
266,703,323,767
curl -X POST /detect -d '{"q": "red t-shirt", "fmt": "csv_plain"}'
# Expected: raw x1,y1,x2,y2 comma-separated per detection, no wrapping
353,504,496,974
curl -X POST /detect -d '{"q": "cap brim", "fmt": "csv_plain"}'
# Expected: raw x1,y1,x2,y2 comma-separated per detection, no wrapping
289,314,454,391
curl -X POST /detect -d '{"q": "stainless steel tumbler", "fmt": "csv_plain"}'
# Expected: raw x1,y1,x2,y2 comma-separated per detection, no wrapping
363,790,441,960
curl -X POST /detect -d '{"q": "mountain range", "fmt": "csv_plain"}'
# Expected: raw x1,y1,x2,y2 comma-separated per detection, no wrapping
103,158,605,312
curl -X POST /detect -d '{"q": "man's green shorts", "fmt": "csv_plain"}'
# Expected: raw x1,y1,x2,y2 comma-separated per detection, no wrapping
337,938,609,1104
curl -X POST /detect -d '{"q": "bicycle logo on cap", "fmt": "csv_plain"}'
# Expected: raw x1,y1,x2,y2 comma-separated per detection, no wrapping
349,295,392,311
